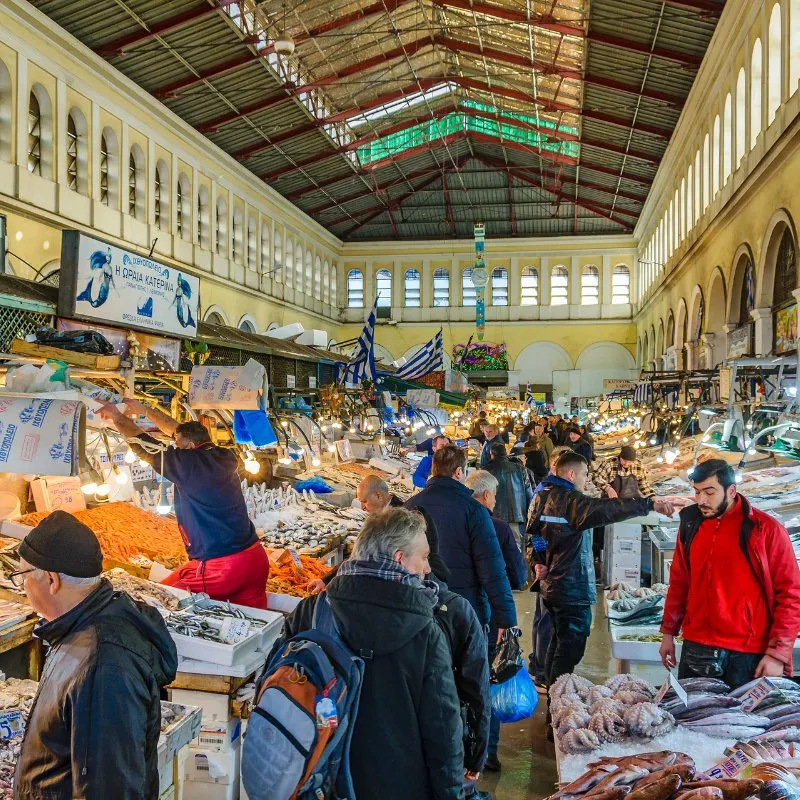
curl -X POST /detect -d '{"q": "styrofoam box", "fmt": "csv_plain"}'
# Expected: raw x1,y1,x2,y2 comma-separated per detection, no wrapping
176,649,266,679
169,690,232,724
266,592,301,614
195,719,241,752
186,741,240,785
611,538,641,556
610,624,684,663
609,567,641,586
158,743,190,797
184,780,239,800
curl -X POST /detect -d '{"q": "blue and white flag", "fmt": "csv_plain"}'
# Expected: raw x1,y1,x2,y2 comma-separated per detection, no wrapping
633,381,652,404
395,329,444,381
525,384,535,407
337,297,378,385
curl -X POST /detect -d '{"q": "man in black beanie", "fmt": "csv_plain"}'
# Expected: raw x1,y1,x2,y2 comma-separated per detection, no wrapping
13,510,177,800
593,444,655,500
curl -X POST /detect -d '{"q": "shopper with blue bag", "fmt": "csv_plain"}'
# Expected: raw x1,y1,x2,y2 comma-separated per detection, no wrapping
490,628,538,724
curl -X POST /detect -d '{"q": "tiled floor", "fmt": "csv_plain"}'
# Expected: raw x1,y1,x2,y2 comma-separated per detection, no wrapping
477,590,663,800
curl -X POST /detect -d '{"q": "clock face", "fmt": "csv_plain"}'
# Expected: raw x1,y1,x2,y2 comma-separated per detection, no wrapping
471,267,488,288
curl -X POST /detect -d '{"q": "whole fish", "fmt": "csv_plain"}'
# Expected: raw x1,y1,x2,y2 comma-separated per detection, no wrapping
730,678,800,699
682,712,770,728
768,715,800,731
676,678,730,694
760,704,800,720
678,789,723,800
670,696,744,715
585,789,632,800
682,780,763,800
628,774,683,800
685,725,769,739
552,765,620,798
760,780,800,800
675,707,741,724
589,753,680,773
587,767,651,796
634,764,696,790
752,727,800,743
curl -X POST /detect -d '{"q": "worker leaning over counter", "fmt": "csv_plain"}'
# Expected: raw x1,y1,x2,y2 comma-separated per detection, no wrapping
99,398,269,609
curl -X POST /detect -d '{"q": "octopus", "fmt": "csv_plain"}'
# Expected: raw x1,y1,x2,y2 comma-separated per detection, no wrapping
589,711,627,743
590,697,627,717
553,702,590,730
623,702,675,739
611,597,639,612
605,673,642,693
615,690,654,707
560,727,602,754
557,708,593,739
551,673,594,701
586,685,614,706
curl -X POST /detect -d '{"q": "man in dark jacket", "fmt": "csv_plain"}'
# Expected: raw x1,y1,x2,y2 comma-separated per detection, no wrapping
273,508,465,800
487,442,534,551
413,434,452,488
660,459,800,688
566,426,593,462
13,511,178,800
407,445,517,633
527,452,673,684
479,424,504,468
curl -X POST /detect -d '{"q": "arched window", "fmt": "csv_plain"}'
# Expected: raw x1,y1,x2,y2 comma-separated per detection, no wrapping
176,173,190,240
295,243,303,289
433,268,450,306
197,186,209,247
314,256,322,300
462,269,476,306
128,145,145,220
215,197,227,256
686,166,693,232
239,318,256,334
736,68,746,166
702,133,710,210
330,265,338,307
551,266,569,305
768,5,782,123
581,265,599,305
66,109,87,194
285,240,294,287
154,160,169,231
773,229,797,309
376,269,392,307
99,127,118,208
273,231,283,282
520,266,538,305
680,177,686,240
491,268,508,305
0,60,11,162
612,266,631,304
723,94,732,183
323,260,331,304
304,251,313,295
247,218,257,269
347,269,364,307
261,225,271,277
405,269,421,306
739,258,754,324
791,0,800,90
27,90,42,176
751,38,763,148
232,208,243,263
712,115,720,198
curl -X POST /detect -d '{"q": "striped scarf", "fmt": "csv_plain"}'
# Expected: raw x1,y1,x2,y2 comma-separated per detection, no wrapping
337,557,440,605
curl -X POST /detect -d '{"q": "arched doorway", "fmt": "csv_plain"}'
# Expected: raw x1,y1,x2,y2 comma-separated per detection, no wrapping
772,228,798,354
703,269,727,366
656,319,665,360
727,244,755,358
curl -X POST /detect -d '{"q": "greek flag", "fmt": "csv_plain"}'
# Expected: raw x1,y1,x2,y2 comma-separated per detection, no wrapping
525,384,535,407
395,329,443,381
633,382,652,404
337,298,378,385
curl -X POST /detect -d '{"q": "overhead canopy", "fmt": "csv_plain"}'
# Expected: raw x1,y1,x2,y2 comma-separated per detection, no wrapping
34,0,724,239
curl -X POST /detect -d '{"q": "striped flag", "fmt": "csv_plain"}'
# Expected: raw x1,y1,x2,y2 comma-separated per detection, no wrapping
525,384,535,407
633,381,652,404
395,330,444,381
337,297,378,385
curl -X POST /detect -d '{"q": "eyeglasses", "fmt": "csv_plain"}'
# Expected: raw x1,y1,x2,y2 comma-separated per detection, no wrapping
9,569,36,588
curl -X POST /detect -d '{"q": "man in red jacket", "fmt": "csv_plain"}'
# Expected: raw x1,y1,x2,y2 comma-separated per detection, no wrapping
660,459,800,688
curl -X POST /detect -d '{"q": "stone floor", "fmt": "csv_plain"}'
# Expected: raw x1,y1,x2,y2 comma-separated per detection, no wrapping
476,590,664,800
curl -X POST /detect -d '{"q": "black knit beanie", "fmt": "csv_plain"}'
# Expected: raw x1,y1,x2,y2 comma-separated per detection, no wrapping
19,510,103,577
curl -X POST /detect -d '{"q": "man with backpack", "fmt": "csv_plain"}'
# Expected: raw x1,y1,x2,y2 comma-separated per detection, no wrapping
660,459,800,688
245,508,465,800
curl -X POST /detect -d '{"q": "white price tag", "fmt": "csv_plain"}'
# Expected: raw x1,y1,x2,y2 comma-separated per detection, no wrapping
654,671,687,706
0,708,25,739
219,618,251,644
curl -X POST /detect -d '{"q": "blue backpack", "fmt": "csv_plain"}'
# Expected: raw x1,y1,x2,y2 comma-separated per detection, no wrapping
241,596,366,800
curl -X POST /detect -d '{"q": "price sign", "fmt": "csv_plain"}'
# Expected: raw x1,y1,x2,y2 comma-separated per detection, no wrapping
0,708,25,739
219,618,251,644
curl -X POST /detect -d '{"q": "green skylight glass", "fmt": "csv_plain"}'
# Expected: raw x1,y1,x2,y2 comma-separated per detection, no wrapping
356,101,580,165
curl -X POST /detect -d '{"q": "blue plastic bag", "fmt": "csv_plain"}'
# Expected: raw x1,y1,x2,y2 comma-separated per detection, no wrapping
294,476,334,493
490,665,537,723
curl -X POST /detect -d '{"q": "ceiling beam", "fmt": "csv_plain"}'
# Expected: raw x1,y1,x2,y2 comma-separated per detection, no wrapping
581,109,672,139
660,0,723,16
155,51,268,99
97,1,236,57
583,73,684,107
197,92,293,133
578,159,653,185
587,31,703,66
429,0,585,37
580,136,661,165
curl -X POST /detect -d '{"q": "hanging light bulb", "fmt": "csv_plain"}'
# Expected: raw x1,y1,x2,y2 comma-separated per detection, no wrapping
656,456,664,463
321,425,328,433
333,422,342,429
113,466,128,485
156,481,171,514
379,437,386,446
664,448,678,465
244,456,260,475
280,420,289,428
95,482,110,498
81,480,98,495
327,443,336,453
734,468,744,484
312,456,322,467
649,437,657,446
124,448,137,464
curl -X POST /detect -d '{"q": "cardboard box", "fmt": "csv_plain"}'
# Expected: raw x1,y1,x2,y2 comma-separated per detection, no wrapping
194,719,241,752
169,690,231,724
185,741,240,785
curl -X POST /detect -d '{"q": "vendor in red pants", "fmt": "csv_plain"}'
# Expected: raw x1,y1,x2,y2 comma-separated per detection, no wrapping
99,399,269,609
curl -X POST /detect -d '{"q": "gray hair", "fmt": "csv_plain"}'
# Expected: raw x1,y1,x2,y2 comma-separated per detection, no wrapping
359,474,389,496
464,470,498,496
32,569,100,588
352,508,426,562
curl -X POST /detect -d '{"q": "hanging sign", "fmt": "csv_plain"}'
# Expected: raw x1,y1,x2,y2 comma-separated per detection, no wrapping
472,223,488,341
727,325,753,358
603,379,636,391
0,398,84,477
188,359,266,410
59,231,200,338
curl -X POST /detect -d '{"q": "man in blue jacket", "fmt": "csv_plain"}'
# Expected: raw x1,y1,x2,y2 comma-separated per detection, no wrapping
407,445,517,634
527,452,673,684
479,423,505,468
412,434,451,489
